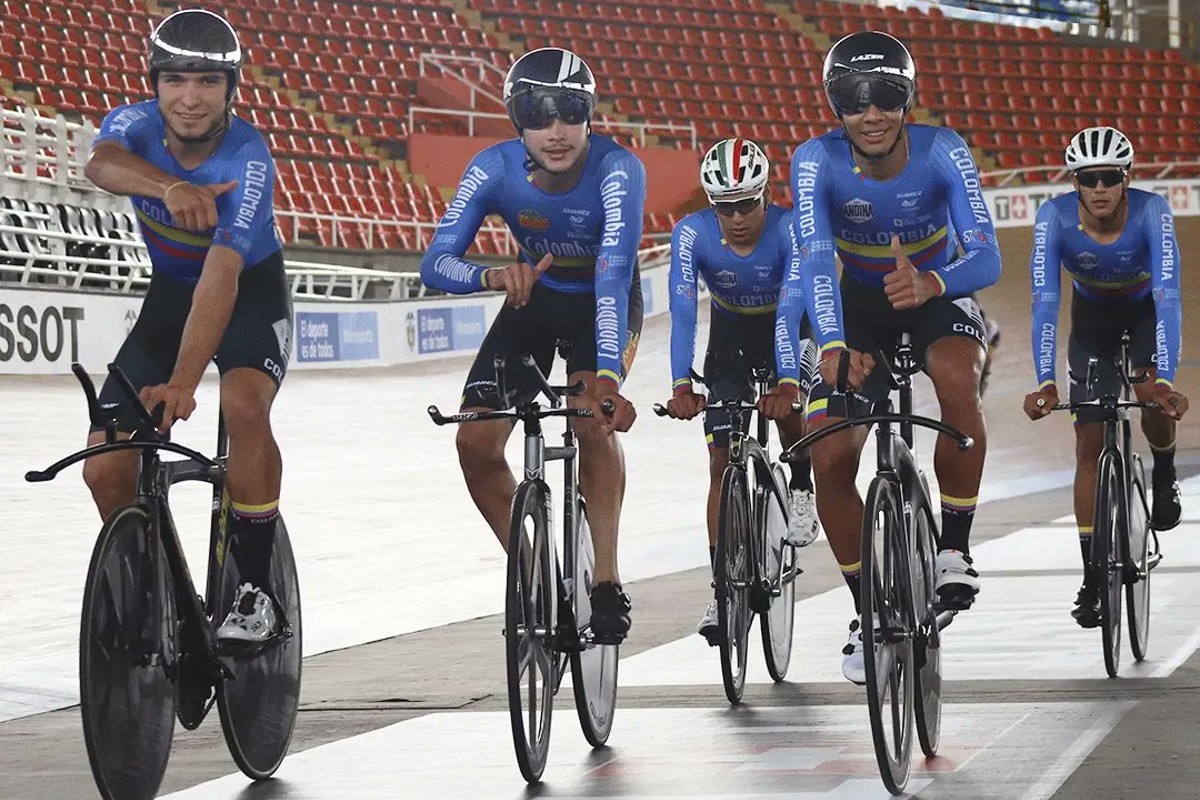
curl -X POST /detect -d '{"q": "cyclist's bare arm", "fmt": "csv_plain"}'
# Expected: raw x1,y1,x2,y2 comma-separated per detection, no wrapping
85,141,182,199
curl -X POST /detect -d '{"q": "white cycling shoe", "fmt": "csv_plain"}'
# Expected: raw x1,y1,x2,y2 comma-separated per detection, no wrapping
935,549,981,607
697,599,720,644
217,583,279,645
842,617,866,685
786,489,820,546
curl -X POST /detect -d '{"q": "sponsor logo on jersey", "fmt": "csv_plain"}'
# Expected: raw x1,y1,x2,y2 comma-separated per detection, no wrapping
811,273,839,339
600,170,629,248
1076,251,1098,270
440,165,490,228
793,161,820,238
1031,221,1049,288
713,270,737,289
518,209,550,230
962,228,996,247
596,295,620,361
676,224,698,286
596,254,610,274
1038,322,1056,377
842,198,873,224
947,147,990,226
234,161,270,230
1160,212,1176,283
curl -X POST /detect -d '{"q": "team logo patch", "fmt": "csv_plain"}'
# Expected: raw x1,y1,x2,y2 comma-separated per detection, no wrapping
1076,251,1098,270
596,255,609,274
843,198,874,224
518,209,550,230
713,270,737,289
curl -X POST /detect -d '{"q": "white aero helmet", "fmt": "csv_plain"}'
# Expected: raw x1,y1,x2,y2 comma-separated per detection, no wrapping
1065,126,1134,171
700,138,769,202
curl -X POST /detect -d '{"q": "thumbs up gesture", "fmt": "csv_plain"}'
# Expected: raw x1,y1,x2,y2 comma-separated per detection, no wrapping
882,234,941,310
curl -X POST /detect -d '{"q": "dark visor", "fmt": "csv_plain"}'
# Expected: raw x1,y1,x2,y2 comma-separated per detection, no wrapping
1075,168,1126,188
827,74,913,116
510,88,593,130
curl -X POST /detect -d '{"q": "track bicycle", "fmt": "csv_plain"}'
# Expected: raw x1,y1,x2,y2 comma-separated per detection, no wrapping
783,335,972,795
26,363,302,800
428,354,618,784
654,366,802,704
1039,332,1161,678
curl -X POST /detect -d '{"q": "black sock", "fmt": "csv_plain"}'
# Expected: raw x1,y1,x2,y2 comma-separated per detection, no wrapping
1152,444,1176,484
708,545,716,571
788,454,813,493
842,569,862,615
229,499,279,591
940,494,977,555
1078,528,1093,576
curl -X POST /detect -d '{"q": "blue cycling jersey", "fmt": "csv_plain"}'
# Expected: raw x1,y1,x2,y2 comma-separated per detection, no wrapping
669,204,806,387
1030,188,1183,388
420,134,646,384
782,124,1002,354
93,100,281,283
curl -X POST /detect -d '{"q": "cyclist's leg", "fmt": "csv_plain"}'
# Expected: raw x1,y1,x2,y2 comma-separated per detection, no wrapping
454,297,551,549
212,256,292,639
919,296,987,602
1127,297,1181,528
82,275,187,519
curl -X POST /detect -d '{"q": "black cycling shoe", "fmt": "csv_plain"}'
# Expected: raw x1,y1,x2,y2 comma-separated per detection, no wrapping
589,582,631,645
1151,475,1182,531
1071,583,1101,629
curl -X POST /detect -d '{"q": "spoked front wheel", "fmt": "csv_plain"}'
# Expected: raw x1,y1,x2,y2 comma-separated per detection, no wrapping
506,481,557,783
216,514,303,779
80,505,177,800
1094,452,1125,678
569,502,619,747
759,463,795,682
716,467,754,704
1126,455,1152,661
911,505,943,757
861,478,915,795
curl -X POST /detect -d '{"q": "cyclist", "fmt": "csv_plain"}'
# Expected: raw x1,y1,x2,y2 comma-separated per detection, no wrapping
760,31,1001,684
1022,126,1187,628
420,48,645,644
81,9,291,645
665,137,818,643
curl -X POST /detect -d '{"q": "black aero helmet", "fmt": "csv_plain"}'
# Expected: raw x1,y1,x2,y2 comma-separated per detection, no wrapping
148,9,242,101
822,31,915,117
503,47,596,133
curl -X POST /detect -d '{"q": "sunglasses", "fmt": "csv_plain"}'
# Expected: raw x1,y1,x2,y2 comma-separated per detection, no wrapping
1074,168,1126,189
510,88,593,130
827,74,912,116
713,196,763,217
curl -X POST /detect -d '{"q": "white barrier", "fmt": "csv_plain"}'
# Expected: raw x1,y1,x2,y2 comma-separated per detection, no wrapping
985,177,1200,227
0,262,674,375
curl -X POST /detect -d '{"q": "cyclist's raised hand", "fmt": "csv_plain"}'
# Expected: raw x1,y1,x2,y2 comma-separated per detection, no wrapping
164,179,239,233
1022,384,1059,420
139,382,197,432
817,347,874,392
594,382,636,434
1152,385,1189,420
666,386,706,420
757,383,801,421
484,253,553,308
883,235,940,310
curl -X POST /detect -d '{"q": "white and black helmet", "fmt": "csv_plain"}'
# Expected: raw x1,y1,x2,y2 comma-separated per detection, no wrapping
1065,126,1134,171
148,9,241,101
503,47,596,132
700,138,769,202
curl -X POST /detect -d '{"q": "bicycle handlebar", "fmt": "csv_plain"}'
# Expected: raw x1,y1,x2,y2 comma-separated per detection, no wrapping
1044,399,1159,413
780,412,973,462
26,439,218,483
652,398,804,418
427,404,599,426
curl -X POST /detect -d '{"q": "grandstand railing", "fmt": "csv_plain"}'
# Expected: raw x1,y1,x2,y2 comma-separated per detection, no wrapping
417,53,508,110
408,107,698,149
1,106,106,205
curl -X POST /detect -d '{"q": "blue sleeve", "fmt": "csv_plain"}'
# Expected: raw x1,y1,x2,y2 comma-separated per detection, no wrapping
419,148,503,294
213,144,275,262
668,219,700,390
789,140,844,353
93,103,157,154
930,129,1002,296
593,148,646,386
773,216,805,387
1030,200,1063,388
1146,194,1183,387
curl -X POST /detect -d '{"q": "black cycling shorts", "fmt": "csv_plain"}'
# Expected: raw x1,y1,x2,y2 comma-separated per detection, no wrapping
702,309,814,448
807,274,987,418
95,252,293,433
1068,293,1155,424
461,269,644,410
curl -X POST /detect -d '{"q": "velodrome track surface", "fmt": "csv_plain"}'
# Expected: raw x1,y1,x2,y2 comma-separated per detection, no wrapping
2,239,1199,798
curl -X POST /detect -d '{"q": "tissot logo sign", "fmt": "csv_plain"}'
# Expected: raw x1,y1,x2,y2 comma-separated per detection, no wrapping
0,303,85,363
